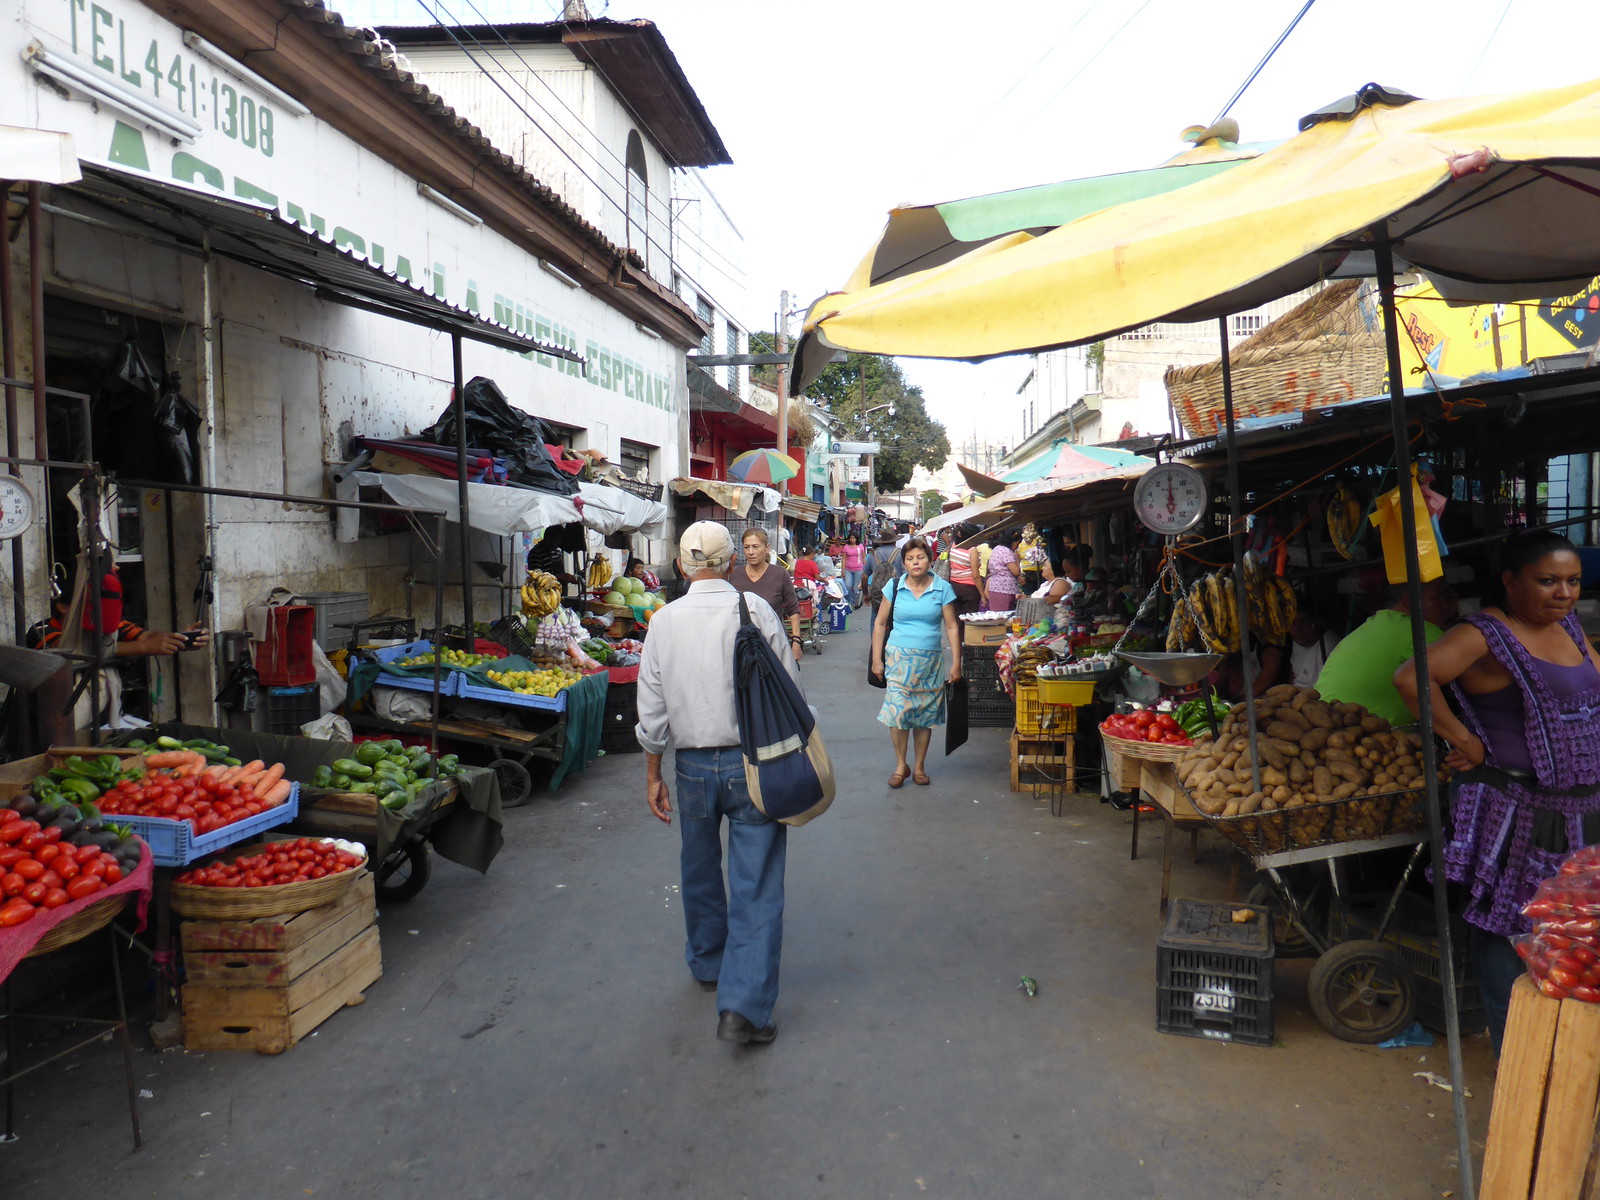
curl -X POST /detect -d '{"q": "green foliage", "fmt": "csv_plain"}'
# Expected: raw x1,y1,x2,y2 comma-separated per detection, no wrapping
805,352,950,494
919,489,945,521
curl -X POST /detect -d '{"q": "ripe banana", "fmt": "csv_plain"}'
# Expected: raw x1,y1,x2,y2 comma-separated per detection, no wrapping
521,570,563,619
1270,575,1298,640
586,556,613,590
1327,486,1362,560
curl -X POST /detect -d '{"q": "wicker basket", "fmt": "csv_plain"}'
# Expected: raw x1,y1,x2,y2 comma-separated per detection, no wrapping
171,843,369,919
1099,730,1191,763
1166,280,1386,439
26,892,129,958
1181,781,1428,858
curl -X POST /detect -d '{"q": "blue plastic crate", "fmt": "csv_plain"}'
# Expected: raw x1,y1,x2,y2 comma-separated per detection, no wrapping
370,641,471,696
370,640,436,665
111,785,300,867
455,679,567,712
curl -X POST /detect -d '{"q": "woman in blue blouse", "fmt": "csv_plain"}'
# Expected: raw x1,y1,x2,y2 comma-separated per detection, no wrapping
870,537,962,787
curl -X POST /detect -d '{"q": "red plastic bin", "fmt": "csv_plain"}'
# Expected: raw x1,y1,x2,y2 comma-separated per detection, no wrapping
256,605,317,687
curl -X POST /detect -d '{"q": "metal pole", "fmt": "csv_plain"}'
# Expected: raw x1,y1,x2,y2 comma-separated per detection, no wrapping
776,289,789,457
2,186,24,645
1374,229,1474,1200
1218,318,1262,796
28,185,46,469
452,333,473,643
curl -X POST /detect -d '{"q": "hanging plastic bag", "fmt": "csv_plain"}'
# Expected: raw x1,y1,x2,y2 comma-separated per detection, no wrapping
1369,464,1443,585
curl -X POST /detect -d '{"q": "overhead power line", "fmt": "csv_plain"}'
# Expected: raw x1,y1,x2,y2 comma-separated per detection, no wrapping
1212,0,1318,124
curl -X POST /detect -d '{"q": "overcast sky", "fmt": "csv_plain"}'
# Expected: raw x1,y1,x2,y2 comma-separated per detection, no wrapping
361,0,1600,444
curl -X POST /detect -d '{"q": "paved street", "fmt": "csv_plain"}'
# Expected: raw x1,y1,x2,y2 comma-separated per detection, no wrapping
7,617,1496,1199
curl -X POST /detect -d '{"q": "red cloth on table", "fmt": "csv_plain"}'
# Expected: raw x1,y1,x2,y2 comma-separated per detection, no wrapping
0,840,154,985
607,665,639,685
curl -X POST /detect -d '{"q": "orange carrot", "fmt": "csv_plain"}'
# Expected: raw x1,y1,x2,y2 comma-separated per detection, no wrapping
145,750,191,768
251,763,286,797
262,779,293,807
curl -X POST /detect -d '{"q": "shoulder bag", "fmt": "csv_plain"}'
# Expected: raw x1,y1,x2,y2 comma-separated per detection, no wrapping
734,594,835,826
866,579,897,688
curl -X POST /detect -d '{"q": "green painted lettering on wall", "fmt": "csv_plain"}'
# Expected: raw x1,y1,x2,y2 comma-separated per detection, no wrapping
394,256,413,285
107,121,149,171
284,204,326,239
90,5,114,71
172,151,222,191
333,228,365,256
234,178,276,206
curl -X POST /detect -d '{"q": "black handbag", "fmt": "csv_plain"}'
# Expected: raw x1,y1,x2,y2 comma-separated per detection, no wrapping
866,580,897,688
945,679,969,755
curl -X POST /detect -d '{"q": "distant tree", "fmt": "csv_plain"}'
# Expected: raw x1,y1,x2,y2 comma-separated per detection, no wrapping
804,352,950,494
919,489,945,521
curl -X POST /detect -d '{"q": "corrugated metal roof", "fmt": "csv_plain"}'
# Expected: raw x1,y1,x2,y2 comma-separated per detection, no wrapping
73,166,579,359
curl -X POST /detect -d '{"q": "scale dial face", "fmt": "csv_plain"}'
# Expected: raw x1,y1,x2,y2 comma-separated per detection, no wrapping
0,477,36,541
1133,463,1208,535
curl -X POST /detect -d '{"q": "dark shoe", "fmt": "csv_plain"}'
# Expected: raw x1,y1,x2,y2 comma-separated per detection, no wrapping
716,1010,778,1045
696,978,718,993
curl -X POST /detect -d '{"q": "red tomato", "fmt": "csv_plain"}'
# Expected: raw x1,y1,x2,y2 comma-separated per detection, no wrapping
53,857,78,882
0,820,30,844
18,831,46,853
0,898,37,926
1,873,24,898
1571,984,1600,1004
67,876,104,900
1540,976,1571,1000
0,848,23,869
102,863,122,885
21,881,46,905
40,825,63,845
13,859,44,881
35,844,61,865
73,843,101,864
40,887,69,909
38,869,62,889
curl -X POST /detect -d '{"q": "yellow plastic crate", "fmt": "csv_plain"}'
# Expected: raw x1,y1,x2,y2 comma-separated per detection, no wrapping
1036,676,1096,706
1015,682,1078,737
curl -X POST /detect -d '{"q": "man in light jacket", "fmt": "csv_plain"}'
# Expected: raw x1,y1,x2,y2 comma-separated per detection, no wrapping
636,521,804,1046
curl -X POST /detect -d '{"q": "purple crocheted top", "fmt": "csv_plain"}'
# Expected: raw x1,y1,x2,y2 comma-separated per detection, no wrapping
1445,612,1600,936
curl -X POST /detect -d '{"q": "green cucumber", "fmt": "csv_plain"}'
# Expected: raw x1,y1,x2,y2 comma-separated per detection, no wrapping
331,758,373,779
155,736,184,750
330,773,353,790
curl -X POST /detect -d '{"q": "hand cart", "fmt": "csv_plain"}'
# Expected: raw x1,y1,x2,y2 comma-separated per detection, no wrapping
1186,780,1430,1044
794,589,822,655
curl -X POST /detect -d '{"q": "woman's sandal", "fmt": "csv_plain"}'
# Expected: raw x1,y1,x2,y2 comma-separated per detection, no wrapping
912,771,931,786
888,770,908,789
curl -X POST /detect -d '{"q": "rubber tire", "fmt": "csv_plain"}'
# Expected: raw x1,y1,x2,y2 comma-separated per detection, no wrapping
375,839,431,902
1246,881,1318,959
491,756,533,807
1308,939,1417,1043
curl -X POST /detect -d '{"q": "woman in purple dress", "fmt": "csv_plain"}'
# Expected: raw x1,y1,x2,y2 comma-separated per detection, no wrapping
1395,531,1600,1052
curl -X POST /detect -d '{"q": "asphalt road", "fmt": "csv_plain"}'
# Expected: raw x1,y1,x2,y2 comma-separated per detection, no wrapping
4,615,1496,1199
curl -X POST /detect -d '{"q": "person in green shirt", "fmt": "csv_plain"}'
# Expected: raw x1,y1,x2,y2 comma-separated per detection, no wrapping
1314,577,1458,726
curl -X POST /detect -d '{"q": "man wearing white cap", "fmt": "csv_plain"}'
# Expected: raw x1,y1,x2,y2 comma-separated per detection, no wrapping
635,521,805,1045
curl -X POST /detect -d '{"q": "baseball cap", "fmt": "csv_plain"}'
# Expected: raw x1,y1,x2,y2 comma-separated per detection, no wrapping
679,521,735,572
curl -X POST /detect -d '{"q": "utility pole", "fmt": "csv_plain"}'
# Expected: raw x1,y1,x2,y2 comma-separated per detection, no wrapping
775,289,789,457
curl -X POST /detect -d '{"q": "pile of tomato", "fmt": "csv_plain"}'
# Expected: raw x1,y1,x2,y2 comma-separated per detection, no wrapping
1100,709,1192,746
1518,846,1600,1002
176,838,365,889
98,772,271,836
0,813,130,929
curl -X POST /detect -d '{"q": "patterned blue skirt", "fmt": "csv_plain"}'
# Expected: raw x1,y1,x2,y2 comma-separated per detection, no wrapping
877,646,947,730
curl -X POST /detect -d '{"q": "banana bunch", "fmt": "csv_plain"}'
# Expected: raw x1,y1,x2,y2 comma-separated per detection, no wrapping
520,569,563,619
1327,485,1363,560
1167,562,1298,652
586,556,613,590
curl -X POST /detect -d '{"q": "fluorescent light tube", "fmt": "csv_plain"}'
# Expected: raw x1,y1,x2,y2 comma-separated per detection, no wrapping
24,41,201,143
417,183,484,226
181,32,311,118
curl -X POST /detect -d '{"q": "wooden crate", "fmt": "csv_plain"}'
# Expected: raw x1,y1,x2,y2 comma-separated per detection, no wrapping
1138,761,1200,821
1100,738,1143,794
0,746,145,802
1010,734,1074,794
181,873,381,1055
1480,974,1600,1199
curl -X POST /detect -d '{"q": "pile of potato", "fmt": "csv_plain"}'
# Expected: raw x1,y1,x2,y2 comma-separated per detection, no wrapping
1176,684,1435,849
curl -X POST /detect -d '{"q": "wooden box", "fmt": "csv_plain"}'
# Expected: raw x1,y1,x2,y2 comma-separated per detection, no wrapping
1139,761,1200,820
181,873,381,1054
1101,738,1143,794
0,746,145,802
1010,733,1074,794
1480,974,1600,1199
963,622,1010,647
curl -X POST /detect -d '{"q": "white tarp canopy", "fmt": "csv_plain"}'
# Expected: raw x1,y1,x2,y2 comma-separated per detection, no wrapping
336,472,665,540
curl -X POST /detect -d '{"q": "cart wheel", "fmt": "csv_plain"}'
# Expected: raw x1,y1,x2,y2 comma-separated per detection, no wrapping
1308,939,1416,1043
491,756,534,808
375,840,431,902
1245,882,1318,959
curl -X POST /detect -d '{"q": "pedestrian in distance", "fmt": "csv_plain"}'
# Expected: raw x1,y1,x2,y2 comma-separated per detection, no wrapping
841,532,866,609
636,521,805,1046
731,527,804,662
870,536,962,788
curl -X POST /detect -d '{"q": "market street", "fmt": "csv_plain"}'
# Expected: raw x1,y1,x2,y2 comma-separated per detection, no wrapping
8,618,1496,1200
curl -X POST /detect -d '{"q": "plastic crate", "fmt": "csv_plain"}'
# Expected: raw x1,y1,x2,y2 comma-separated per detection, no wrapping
455,679,568,711
113,786,300,867
1015,682,1078,737
257,606,316,687
601,682,640,753
367,640,457,696
1328,894,1486,1034
1157,898,1276,1047
264,685,321,736
289,592,369,649
1036,676,1097,706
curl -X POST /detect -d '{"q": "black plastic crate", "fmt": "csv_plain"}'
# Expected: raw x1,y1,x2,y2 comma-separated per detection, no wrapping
264,684,321,736
1328,894,1486,1034
601,682,641,754
1157,898,1275,1047
963,647,1013,728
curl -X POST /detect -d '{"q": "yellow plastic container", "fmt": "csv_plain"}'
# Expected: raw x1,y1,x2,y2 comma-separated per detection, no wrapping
1015,683,1079,736
1036,677,1096,706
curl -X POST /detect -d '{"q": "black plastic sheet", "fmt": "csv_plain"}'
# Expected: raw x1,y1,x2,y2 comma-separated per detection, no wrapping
421,375,578,495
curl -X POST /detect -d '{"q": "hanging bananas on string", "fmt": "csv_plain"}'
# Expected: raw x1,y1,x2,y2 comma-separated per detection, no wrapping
1326,484,1363,560
520,569,563,619
1166,552,1297,653
586,555,613,590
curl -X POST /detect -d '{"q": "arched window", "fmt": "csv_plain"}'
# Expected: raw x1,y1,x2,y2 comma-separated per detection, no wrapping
625,130,648,256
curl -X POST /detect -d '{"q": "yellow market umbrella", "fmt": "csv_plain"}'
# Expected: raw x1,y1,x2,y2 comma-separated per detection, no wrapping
791,78,1600,392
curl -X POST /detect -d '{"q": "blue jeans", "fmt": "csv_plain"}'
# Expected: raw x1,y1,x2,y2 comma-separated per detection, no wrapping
1471,925,1523,1056
674,747,787,1026
843,568,862,606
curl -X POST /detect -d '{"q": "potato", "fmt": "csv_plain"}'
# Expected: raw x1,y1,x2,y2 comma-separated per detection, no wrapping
1261,766,1288,788
1288,760,1309,785
1332,701,1364,717
1312,765,1335,795
1239,791,1266,815
1270,784,1292,803
1272,707,1311,731
1327,729,1359,750
1300,728,1331,753
1360,715,1391,734
1267,737,1301,758
1220,750,1241,771
1261,797,1279,812
1331,781,1359,799
1300,749,1320,770
1265,721,1304,742
1291,687,1319,710
1223,799,1241,817
1327,760,1367,785
1302,701,1334,729
1258,744,1287,772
